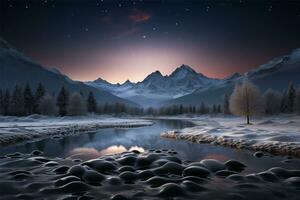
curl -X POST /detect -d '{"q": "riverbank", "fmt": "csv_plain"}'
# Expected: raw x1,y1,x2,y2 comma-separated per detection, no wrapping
0,115,153,146
159,115,300,158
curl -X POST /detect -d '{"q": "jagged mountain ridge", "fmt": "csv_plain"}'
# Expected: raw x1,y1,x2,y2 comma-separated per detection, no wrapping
87,49,300,107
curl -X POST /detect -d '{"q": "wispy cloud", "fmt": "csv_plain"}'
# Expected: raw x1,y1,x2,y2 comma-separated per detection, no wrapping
128,9,151,23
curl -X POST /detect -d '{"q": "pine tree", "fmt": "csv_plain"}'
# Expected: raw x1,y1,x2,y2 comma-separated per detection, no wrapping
212,104,217,113
280,91,288,113
10,85,24,116
223,94,230,114
56,86,69,116
286,82,296,113
2,90,10,115
35,82,45,113
296,88,300,115
67,92,86,116
0,89,3,115
217,104,222,113
23,83,35,115
87,92,97,113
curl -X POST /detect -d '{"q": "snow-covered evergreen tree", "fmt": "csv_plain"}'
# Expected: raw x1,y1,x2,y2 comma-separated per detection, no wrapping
2,90,10,116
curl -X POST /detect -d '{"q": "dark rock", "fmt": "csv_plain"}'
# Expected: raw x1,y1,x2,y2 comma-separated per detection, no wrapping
82,170,105,183
216,170,237,177
227,174,244,182
31,150,43,156
135,157,152,169
285,177,300,187
254,151,264,158
164,156,182,164
118,166,136,173
58,181,90,192
138,170,155,181
107,177,122,185
225,160,246,172
153,161,185,175
158,183,186,197
53,166,69,174
43,161,59,167
67,165,86,178
119,171,138,183
145,176,180,187
117,156,137,166
182,176,207,184
181,180,206,192
55,176,81,187
84,159,117,174
268,167,293,178
200,159,225,172
258,171,279,182
182,166,210,178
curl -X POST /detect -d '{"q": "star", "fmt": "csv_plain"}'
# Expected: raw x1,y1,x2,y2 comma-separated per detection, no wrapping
175,22,179,26
25,5,29,9
153,27,157,31
85,28,89,32
142,35,147,39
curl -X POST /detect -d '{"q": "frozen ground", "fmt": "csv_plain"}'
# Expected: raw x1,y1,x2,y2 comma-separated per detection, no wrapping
160,115,300,157
0,115,153,146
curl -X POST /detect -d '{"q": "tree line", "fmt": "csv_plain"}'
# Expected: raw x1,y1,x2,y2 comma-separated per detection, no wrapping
1,81,299,119
0,83,143,116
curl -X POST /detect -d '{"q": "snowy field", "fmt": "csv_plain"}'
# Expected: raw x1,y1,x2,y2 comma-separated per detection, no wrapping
0,115,153,146
160,115,300,157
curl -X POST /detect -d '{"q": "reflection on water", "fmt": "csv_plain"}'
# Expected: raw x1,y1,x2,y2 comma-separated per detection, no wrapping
1,119,299,173
68,145,145,160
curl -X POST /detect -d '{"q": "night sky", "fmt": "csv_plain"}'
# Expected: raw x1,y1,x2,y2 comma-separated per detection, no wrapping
1,0,300,83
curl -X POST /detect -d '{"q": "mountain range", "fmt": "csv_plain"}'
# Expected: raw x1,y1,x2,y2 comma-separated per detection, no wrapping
86,49,300,107
1,36,299,108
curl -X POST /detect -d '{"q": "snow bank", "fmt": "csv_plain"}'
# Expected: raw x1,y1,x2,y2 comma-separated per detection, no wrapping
0,115,153,146
160,115,300,157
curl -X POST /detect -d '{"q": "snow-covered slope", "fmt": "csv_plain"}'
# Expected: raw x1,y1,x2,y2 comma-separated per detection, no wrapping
0,37,136,106
167,49,300,106
86,49,299,107
86,64,223,106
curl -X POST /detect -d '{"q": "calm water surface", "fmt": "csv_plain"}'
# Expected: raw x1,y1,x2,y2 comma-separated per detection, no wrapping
0,119,299,173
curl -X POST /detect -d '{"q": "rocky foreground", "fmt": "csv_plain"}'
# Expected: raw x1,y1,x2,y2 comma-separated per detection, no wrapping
0,149,299,200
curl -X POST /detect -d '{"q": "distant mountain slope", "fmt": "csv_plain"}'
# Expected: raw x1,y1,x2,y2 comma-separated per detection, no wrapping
166,49,300,106
86,64,223,106
0,37,136,106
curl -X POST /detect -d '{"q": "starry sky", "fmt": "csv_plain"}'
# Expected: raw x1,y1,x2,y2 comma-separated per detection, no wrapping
1,0,300,83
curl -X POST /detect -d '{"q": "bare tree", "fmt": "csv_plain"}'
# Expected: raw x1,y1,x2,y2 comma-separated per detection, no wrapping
229,81,264,124
263,89,282,115
68,92,87,116
39,95,57,116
